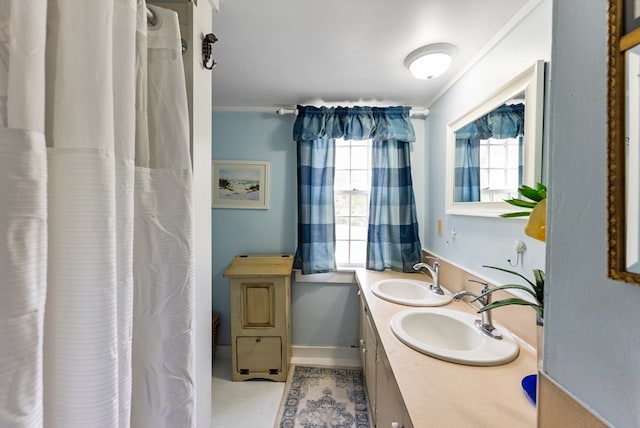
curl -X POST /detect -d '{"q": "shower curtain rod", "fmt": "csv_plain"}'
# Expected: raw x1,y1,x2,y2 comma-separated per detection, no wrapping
275,107,430,118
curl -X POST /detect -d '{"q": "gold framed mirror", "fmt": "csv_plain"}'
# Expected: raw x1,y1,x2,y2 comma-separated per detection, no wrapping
608,0,640,283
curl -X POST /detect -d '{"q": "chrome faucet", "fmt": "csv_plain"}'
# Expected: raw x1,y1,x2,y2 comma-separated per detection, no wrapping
412,257,444,295
453,279,502,339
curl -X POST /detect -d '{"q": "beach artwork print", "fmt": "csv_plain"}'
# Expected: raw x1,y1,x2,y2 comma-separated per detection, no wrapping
212,161,269,209
218,168,260,201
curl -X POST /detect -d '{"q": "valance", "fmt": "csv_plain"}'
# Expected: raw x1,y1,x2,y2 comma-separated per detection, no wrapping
455,103,524,140
293,105,416,143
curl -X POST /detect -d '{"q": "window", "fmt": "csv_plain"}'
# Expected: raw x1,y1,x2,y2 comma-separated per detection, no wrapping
334,138,372,268
479,136,521,202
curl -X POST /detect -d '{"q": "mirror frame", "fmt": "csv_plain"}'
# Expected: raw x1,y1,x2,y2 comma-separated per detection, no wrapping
607,0,640,284
445,60,545,217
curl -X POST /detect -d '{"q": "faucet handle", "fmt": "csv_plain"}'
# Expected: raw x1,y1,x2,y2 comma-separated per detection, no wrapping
467,279,490,304
467,278,488,292
423,256,440,269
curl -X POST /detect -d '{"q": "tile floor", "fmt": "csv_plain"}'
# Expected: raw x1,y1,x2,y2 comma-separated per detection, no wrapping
211,345,285,428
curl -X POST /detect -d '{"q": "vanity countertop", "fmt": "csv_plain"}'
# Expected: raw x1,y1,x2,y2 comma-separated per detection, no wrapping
356,269,537,428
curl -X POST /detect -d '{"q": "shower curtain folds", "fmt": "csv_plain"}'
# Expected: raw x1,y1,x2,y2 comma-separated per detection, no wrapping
0,1,195,427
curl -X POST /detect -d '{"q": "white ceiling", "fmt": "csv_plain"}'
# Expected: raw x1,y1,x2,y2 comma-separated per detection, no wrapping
210,0,532,111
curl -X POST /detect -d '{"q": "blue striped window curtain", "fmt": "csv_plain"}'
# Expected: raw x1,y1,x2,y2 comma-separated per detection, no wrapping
292,105,422,274
366,139,423,272
454,103,525,202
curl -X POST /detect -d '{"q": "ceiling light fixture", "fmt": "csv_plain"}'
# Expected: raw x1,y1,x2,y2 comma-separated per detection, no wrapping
404,43,457,80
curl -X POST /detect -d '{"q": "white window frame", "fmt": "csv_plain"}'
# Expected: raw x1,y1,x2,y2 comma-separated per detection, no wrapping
334,138,372,269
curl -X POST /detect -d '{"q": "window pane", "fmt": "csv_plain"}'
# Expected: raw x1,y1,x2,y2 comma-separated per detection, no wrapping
335,216,349,240
335,241,349,265
351,147,369,169
351,194,368,216
335,146,350,169
489,169,506,189
507,143,519,166
334,139,372,268
351,217,368,240
479,143,489,168
335,194,350,216
489,145,506,168
480,169,489,188
506,168,519,189
351,170,369,190
350,241,367,265
335,170,350,190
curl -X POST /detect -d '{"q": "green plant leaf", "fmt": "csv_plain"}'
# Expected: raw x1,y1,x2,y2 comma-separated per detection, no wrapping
518,185,544,202
482,265,536,288
499,211,533,218
533,269,545,306
536,182,548,198
477,298,543,318
504,198,537,209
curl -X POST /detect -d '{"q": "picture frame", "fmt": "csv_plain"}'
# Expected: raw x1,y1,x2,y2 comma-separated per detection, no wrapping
212,160,270,209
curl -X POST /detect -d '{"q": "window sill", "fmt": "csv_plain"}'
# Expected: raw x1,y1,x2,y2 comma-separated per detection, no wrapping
293,269,356,284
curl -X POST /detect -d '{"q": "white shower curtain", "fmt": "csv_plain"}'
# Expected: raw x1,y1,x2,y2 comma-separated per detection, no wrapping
0,1,195,427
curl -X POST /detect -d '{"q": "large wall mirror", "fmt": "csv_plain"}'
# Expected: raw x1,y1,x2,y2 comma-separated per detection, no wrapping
445,60,545,217
607,0,640,283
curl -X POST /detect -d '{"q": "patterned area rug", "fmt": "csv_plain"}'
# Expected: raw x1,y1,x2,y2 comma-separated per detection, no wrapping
275,365,372,428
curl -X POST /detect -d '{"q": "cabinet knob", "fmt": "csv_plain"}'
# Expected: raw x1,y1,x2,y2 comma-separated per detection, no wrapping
391,422,402,428
256,338,261,342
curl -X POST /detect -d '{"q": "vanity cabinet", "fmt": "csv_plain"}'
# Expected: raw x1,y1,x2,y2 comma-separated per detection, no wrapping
223,254,293,381
359,294,413,428
359,295,377,415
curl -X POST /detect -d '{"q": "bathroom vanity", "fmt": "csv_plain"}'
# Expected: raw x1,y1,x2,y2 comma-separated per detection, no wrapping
224,254,294,381
357,269,537,427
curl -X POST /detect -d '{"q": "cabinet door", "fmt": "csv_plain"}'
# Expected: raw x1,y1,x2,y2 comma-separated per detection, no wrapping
358,295,367,370
241,281,275,328
375,345,413,428
364,311,377,419
236,336,282,374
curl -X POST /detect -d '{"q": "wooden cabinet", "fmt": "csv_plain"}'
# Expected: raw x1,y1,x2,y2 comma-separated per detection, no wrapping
359,293,413,428
375,344,413,428
359,295,377,417
224,254,293,381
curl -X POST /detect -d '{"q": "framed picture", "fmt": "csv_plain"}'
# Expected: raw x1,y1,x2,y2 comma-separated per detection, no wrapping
212,160,270,209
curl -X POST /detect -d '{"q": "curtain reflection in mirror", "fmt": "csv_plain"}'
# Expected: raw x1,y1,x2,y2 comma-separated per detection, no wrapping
454,103,524,202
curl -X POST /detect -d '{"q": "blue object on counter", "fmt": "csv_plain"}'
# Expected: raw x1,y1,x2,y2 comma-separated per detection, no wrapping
521,374,537,405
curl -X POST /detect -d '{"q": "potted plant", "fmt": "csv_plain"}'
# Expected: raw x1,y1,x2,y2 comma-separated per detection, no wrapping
475,182,547,317
474,265,544,319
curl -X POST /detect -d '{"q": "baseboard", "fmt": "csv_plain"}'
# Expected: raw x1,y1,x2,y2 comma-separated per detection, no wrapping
291,345,361,368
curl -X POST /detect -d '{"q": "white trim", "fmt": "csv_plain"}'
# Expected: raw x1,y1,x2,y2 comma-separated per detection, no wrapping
445,60,545,217
291,346,361,368
293,269,356,284
427,0,543,107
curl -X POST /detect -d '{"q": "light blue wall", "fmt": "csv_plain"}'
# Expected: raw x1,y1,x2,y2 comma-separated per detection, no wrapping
212,112,426,347
546,1,640,425
212,112,297,345
423,0,552,287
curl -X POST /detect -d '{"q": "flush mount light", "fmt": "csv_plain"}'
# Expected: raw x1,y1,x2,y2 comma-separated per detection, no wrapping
404,43,457,80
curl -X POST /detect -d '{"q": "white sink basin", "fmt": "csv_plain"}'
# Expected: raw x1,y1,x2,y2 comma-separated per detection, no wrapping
390,307,519,366
371,279,453,306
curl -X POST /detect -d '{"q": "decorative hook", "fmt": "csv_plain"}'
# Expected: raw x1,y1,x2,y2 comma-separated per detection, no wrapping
508,240,526,267
202,33,218,70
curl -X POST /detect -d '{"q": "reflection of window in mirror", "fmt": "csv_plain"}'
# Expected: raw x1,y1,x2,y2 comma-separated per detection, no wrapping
479,135,521,202
446,60,543,217
454,100,524,203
